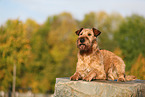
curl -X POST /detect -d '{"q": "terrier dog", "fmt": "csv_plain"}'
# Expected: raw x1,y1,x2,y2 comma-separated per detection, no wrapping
70,28,136,82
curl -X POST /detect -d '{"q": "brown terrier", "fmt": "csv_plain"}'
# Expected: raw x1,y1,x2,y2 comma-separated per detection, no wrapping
70,28,136,82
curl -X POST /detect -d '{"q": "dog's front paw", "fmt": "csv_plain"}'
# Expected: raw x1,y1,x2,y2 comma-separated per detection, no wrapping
70,74,79,81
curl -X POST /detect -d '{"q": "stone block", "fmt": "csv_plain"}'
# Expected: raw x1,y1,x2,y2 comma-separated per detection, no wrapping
54,77,145,97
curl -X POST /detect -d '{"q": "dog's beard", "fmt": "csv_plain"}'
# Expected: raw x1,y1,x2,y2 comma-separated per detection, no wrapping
78,43,91,51
79,44,86,50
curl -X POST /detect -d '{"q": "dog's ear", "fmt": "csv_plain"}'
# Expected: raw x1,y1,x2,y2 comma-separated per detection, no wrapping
75,28,83,35
92,28,101,37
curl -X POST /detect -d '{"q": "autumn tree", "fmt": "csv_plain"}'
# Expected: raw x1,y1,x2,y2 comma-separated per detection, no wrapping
114,14,145,71
45,12,78,91
0,19,31,91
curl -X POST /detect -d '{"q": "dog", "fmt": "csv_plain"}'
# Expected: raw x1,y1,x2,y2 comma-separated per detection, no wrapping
70,28,136,82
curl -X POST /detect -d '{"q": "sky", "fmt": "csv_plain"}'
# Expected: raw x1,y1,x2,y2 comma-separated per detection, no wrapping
0,0,145,25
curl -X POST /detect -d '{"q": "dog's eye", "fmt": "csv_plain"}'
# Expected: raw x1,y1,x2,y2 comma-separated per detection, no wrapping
88,33,91,36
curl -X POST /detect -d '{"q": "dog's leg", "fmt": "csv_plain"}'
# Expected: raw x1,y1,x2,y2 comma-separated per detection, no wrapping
70,72,81,81
83,69,96,81
107,67,115,81
83,69,106,81
115,63,125,82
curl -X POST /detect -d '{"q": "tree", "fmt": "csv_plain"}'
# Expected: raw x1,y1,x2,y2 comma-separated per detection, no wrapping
45,12,78,91
26,17,53,93
0,19,31,91
25,12,78,93
24,18,40,39
114,14,145,70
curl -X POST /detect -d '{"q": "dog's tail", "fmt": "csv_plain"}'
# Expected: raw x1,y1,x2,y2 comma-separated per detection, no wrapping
125,75,137,81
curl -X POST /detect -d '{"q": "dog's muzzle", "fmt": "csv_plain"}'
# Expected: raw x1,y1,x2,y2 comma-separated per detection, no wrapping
78,38,86,50
77,37,90,51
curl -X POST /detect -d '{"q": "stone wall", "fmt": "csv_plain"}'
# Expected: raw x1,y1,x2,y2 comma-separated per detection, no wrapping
54,77,145,97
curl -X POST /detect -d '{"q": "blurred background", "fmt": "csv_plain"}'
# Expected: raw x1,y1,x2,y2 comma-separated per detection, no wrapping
0,0,145,96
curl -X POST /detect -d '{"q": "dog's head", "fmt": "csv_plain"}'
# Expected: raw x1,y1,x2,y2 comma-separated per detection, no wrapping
75,28,101,51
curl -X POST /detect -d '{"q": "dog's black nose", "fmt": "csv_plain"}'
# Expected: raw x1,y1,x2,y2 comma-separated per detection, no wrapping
80,38,85,43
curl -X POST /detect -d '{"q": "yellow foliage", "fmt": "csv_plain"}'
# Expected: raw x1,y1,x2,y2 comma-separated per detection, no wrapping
130,54,145,80
30,81,39,93
0,19,31,91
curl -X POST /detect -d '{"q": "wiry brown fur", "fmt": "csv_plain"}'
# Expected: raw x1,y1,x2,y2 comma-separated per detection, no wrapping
70,28,136,82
